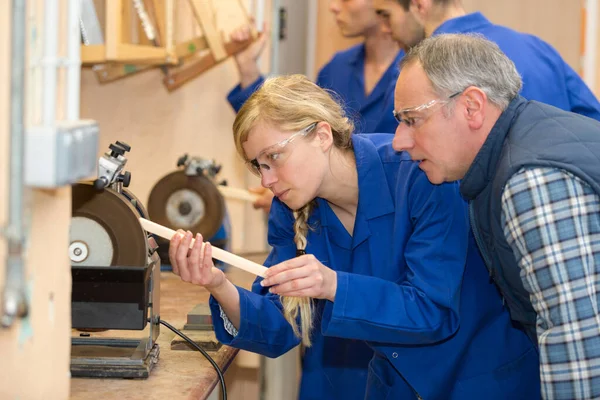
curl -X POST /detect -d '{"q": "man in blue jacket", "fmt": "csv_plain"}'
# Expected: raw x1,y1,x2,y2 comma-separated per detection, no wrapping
228,0,403,134
392,33,600,400
372,0,600,132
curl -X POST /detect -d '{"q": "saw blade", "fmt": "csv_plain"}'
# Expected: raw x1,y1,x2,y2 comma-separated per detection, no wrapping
147,171,225,240
71,183,148,267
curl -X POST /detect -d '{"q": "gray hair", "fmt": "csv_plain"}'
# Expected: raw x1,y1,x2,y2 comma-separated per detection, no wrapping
401,33,523,110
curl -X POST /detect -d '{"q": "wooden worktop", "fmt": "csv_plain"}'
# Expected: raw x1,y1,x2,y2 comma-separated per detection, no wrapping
70,257,264,400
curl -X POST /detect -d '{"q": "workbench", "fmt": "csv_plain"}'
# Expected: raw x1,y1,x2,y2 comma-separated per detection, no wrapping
70,258,263,400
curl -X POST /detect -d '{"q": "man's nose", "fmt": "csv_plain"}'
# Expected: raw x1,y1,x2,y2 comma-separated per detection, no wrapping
329,0,340,14
392,123,415,152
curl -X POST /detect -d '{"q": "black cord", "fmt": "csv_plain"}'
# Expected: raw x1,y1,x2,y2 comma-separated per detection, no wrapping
159,319,227,400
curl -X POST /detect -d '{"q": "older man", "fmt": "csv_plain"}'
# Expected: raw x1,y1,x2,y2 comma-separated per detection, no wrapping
392,33,600,400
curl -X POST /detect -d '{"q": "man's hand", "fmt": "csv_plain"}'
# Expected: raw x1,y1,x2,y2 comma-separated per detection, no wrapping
249,186,274,214
230,22,269,88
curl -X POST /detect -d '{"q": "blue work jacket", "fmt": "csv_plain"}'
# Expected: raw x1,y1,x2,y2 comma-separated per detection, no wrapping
375,12,600,131
210,134,540,399
227,44,403,133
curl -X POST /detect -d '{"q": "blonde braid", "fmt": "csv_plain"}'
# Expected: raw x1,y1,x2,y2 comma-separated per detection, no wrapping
281,202,315,347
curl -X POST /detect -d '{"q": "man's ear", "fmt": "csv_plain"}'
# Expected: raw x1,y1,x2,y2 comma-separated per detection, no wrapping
315,122,334,152
410,0,431,19
461,87,487,130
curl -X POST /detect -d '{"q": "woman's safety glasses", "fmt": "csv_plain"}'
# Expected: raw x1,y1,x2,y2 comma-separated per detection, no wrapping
246,122,318,177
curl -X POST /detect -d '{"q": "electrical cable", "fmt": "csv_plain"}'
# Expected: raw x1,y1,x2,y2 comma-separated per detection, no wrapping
159,319,227,400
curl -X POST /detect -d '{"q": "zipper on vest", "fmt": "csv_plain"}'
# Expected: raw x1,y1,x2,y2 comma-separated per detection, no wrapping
468,203,494,274
469,203,507,308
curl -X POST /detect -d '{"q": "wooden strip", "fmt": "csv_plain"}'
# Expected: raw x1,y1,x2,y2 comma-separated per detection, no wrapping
81,44,107,63
105,0,122,60
137,0,154,45
122,0,133,43
139,218,268,277
176,36,208,58
151,0,166,46
90,36,205,84
164,0,178,62
189,0,227,61
114,43,169,64
218,185,260,203
163,37,254,91
93,64,154,83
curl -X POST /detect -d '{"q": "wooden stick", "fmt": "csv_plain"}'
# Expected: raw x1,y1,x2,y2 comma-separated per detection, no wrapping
139,218,268,277
218,185,260,203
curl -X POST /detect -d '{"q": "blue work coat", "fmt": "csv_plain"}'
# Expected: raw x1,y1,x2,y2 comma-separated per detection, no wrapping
227,44,403,133
375,12,600,131
210,134,540,399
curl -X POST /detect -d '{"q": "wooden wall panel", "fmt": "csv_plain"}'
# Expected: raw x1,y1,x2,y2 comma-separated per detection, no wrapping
0,1,72,399
315,0,584,77
461,0,581,71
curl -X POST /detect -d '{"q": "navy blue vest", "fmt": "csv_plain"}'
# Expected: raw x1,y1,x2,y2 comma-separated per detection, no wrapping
460,96,600,340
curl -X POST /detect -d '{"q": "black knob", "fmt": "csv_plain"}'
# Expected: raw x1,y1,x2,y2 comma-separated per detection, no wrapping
177,154,188,167
219,179,228,186
178,201,192,216
109,143,126,157
93,177,107,191
119,171,131,187
116,141,131,152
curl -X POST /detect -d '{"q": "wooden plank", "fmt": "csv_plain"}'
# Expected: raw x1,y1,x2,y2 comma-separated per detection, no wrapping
176,36,208,58
105,0,122,60
137,0,154,45
89,36,205,84
122,0,133,43
189,0,227,61
114,43,169,64
81,45,107,64
151,0,166,45
93,64,154,84
163,37,255,91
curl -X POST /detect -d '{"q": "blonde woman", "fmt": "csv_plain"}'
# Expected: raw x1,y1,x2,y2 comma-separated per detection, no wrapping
169,75,540,399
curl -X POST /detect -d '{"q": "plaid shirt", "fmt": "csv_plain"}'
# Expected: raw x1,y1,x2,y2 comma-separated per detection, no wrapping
501,167,600,399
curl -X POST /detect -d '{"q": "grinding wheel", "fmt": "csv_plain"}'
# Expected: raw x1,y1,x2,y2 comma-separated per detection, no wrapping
147,171,225,239
70,183,148,267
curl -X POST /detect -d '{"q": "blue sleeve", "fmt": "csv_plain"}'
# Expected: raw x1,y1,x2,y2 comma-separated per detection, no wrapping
209,200,301,358
321,172,465,345
562,60,600,121
226,76,266,113
315,66,326,88
373,80,398,133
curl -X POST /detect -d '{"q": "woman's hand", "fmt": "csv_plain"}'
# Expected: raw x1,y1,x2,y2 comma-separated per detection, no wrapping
169,230,226,291
260,254,337,301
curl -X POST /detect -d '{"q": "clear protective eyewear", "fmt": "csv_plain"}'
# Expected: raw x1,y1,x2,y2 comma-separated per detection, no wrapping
392,91,462,127
246,122,318,177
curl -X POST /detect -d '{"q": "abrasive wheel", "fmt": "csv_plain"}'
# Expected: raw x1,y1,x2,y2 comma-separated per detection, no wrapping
147,171,225,264
70,183,148,268
147,171,225,239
